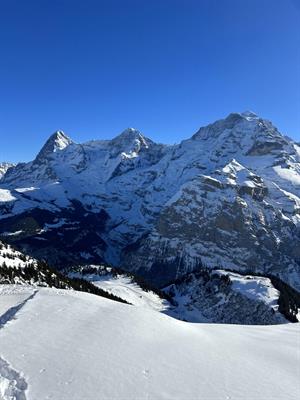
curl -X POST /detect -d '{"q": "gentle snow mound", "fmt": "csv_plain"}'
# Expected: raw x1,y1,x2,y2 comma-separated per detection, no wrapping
0,286,299,400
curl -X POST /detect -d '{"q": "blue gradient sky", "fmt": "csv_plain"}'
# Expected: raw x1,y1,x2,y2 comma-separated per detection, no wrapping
0,0,299,162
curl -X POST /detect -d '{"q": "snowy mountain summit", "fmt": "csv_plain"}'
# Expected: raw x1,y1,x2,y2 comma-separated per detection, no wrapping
1,112,300,293
111,128,150,153
35,130,73,161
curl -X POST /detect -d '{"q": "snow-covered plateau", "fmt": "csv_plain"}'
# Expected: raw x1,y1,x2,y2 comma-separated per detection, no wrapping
0,284,299,400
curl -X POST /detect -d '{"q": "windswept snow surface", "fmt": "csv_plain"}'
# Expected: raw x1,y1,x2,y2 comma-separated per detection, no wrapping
0,286,299,400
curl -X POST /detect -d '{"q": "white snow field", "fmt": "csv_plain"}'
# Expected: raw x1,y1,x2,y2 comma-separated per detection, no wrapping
0,285,299,400
85,273,169,312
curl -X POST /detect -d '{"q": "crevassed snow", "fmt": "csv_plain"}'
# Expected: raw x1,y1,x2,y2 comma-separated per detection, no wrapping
0,286,299,400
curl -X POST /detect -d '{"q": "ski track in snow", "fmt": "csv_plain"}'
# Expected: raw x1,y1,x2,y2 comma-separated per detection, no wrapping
0,289,37,400
0,291,37,329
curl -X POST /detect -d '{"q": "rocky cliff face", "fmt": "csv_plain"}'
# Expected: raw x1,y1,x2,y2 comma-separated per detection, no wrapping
124,158,300,288
1,112,300,291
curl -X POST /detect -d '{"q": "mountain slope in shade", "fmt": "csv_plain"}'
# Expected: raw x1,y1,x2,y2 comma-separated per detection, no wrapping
1,112,300,291
0,285,299,400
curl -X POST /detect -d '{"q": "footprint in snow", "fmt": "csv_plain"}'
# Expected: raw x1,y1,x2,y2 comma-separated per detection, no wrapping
0,356,27,400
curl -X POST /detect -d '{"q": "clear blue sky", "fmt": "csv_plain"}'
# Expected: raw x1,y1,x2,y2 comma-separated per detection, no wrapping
0,0,299,162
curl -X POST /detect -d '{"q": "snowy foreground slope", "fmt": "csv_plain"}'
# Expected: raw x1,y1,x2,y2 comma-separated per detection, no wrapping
1,285,300,400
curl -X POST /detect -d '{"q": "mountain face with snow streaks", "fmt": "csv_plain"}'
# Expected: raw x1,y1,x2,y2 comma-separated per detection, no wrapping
0,162,15,180
1,112,300,292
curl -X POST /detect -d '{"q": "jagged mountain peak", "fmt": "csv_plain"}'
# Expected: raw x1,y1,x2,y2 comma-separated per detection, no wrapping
226,110,259,121
46,130,72,149
111,128,152,149
116,127,141,136
189,111,290,158
108,128,156,159
193,111,262,139
35,130,73,162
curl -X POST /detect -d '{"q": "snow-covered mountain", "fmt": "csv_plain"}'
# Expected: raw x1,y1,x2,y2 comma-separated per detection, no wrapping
1,112,300,293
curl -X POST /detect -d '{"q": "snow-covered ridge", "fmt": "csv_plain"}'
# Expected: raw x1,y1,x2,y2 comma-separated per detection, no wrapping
36,130,73,159
67,264,300,324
